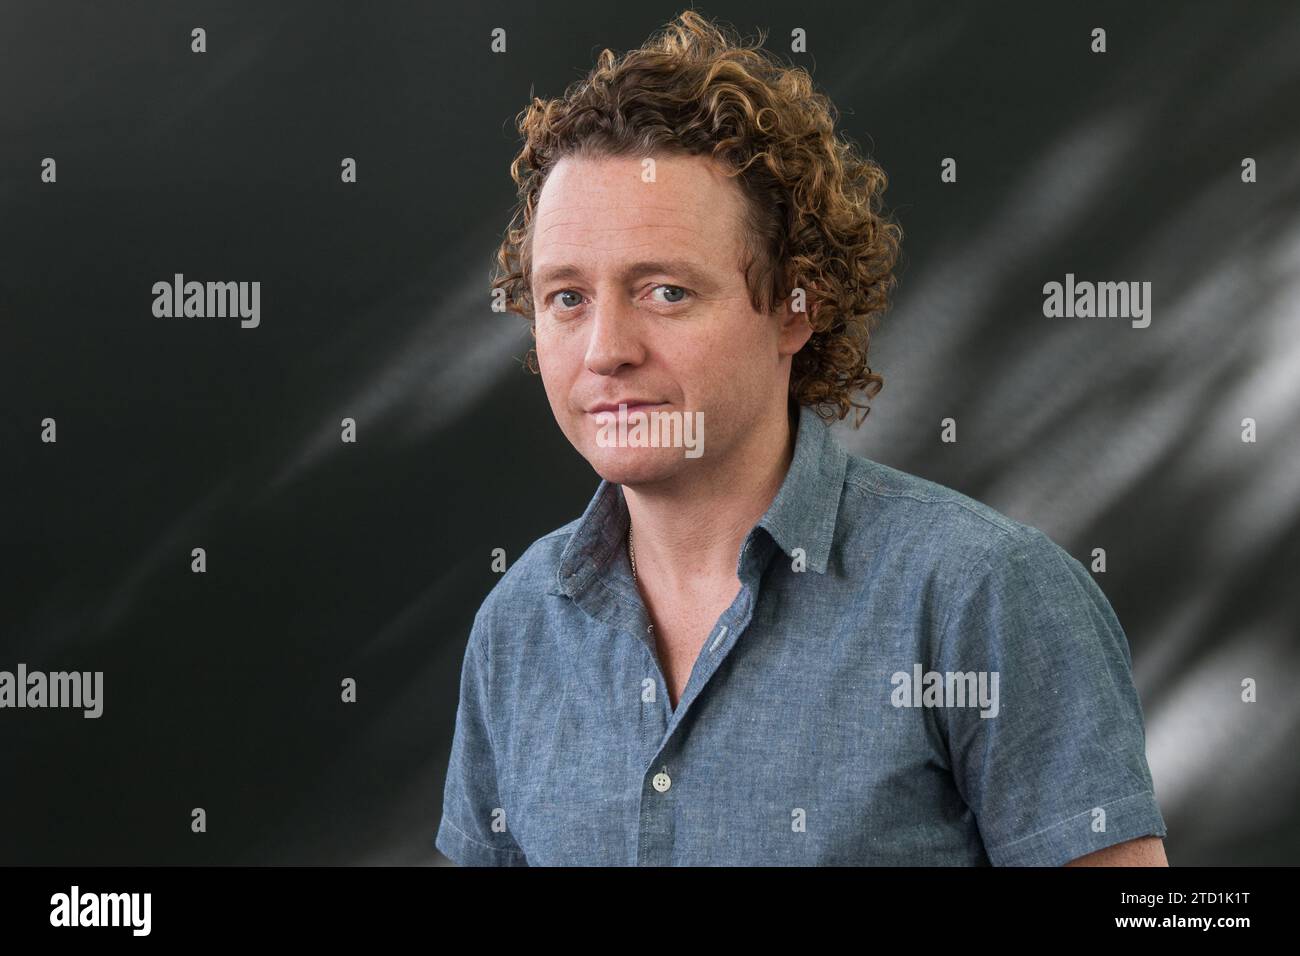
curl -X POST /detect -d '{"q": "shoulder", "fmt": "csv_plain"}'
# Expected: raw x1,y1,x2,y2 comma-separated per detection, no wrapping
469,514,583,647
833,451,1099,623
839,451,1058,567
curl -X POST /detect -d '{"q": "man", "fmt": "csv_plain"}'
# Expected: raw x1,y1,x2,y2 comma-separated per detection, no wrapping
435,11,1168,866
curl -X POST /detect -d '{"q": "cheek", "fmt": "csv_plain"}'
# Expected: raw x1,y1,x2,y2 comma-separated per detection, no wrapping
535,316,578,356
535,324,580,406
671,314,770,392
534,321,562,376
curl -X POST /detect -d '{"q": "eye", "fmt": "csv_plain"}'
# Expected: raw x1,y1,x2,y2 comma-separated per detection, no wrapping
649,284,691,305
550,289,584,311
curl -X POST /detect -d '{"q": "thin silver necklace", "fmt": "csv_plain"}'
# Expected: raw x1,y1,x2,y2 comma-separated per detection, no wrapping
628,525,639,582
628,526,655,634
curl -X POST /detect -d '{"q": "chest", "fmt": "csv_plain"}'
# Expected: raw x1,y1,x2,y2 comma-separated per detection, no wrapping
643,591,738,708
492,611,978,865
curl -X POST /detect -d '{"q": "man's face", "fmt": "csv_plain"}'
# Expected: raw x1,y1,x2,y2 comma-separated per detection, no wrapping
530,151,809,486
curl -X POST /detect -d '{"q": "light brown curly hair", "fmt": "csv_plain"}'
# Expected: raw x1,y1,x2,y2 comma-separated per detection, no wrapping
492,10,902,425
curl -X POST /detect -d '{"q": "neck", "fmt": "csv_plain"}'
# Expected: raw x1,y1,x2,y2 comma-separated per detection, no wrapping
624,402,798,594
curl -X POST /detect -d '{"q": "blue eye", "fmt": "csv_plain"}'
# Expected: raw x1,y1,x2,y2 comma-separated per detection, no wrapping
653,285,689,304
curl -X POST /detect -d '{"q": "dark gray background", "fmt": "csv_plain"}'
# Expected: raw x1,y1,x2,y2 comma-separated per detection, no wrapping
2,0,1297,865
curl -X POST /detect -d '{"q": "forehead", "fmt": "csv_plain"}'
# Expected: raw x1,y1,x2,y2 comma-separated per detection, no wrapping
531,152,746,279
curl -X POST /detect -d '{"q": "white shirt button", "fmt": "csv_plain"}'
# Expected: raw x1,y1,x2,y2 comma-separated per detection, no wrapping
652,770,671,793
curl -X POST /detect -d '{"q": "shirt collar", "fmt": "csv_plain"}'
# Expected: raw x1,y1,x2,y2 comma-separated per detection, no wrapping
549,403,848,597
756,403,848,573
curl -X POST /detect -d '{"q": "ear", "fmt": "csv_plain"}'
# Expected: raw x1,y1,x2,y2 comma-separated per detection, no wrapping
776,291,815,357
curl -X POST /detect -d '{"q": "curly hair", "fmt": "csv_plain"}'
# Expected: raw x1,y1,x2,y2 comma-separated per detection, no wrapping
492,10,902,425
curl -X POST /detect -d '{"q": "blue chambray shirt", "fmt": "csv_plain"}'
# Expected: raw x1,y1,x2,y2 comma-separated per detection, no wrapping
435,404,1168,866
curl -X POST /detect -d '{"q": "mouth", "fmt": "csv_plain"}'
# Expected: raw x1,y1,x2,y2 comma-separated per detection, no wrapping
586,402,669,417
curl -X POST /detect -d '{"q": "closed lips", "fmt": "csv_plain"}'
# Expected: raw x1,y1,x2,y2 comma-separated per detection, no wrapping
587,401,665,413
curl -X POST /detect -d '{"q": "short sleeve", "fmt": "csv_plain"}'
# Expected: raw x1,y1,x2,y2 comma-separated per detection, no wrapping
935,526,1167,866
434,613,529,867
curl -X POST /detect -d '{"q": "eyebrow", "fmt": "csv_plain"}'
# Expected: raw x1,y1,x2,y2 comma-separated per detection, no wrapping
532,259,718,291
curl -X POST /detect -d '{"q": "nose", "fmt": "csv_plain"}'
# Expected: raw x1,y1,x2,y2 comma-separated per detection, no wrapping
583,293,645,375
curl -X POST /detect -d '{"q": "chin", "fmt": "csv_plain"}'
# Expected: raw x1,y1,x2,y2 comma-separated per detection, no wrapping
583,446,690,487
